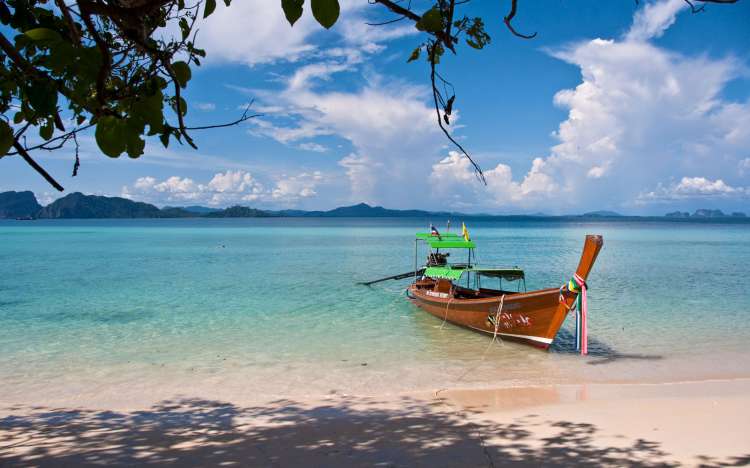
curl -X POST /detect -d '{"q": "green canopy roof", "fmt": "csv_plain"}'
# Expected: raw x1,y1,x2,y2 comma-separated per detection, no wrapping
424,266,465,280
427,238,476,249
415,232,461,239
415,232,474,248
424,266,524,281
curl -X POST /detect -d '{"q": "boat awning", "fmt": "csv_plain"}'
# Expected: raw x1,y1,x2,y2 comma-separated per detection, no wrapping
415,232,475,248
427,239,476,249
424,266,465,280
424,266,525,281
415,232,461,239
471,268,525,281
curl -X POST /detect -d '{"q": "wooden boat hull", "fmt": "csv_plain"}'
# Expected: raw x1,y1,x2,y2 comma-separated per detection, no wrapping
407,235,604,349
407,286,565,348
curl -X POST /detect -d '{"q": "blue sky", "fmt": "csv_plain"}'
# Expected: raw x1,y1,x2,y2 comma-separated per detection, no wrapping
2,0,750,214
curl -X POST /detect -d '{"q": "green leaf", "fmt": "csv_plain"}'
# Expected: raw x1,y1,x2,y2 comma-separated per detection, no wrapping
311,0,339,29
24,27,62,43
407,46,421,63
172,61,191,88
179,18,190,41
40,120,53,140
159,131,170,148
417,8,443,33
465,18,490,49
281,0,304,26
26,81,58,116
178,97,188,116
95,116,127,158
126,133,145,158
204,0,217,18
0,2,11,25
13,112,24,124
0,120,13,156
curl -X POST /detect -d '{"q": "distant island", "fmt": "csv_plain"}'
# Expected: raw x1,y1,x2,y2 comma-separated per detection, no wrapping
665,209,747,219
0,190,747,221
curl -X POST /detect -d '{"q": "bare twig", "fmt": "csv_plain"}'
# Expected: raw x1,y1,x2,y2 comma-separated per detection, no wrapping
184,105,261,131
365,16,407,26
429,41,485,184
72,132,81,177
7,124,95,155
504,0,537,39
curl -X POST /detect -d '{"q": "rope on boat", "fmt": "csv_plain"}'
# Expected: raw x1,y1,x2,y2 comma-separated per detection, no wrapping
560,273,589,355
440,295,454,329
490,294,506,345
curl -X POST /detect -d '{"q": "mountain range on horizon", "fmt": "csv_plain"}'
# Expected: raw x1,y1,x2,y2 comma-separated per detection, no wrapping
0,191,747,221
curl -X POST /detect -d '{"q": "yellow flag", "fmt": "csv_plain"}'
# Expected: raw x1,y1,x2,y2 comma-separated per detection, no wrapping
462,222,470,241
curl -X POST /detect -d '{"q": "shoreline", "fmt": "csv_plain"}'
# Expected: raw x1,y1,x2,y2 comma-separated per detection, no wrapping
2,379,748,466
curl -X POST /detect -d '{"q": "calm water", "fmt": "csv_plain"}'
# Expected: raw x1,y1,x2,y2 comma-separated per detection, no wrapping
1,218,748,405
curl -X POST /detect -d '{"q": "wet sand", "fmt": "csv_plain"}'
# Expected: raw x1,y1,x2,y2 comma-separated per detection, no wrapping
1,379,748,466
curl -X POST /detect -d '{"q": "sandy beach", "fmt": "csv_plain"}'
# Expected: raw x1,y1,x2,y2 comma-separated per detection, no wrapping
1,378,748,467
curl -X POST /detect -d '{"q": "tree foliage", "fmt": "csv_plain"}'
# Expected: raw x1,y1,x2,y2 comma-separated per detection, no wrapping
0,0,739,191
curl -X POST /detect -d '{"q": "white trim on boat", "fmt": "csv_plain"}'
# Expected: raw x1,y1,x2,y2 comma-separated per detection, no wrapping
425,291,451,299
471,328,553,344
498,332,552,344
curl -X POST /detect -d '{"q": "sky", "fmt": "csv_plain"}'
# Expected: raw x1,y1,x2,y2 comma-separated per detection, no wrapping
2,0,750,214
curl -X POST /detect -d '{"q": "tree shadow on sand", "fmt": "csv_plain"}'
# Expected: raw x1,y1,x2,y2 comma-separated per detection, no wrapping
1,396,747,467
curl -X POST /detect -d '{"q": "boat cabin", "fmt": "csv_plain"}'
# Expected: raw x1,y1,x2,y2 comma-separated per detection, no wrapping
413,232,526,299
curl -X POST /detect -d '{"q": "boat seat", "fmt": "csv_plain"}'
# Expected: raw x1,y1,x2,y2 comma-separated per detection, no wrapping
434,279,453,294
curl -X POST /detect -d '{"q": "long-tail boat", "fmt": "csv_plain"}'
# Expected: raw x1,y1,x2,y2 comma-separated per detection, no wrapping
363,229,603,353
407,231,603,352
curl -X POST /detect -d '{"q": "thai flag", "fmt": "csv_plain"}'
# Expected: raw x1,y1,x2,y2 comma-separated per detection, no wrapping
430,224,441,237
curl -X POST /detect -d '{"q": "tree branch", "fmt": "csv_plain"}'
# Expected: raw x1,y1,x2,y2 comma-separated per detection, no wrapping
371,0,456,52
12,142,65,192
55,0,82,44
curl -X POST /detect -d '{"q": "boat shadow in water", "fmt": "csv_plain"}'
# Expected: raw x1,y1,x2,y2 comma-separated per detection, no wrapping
551,328,664,366
1,397,747,467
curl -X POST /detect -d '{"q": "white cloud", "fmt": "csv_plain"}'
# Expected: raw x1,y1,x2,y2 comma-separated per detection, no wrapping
427,0,750,213
121,170,324,207
249,57,441,205
429,152,556,210
297,142,328,152
197,1,319,66
207,170,261,195
674,177,738,195
194,102,216,111
740,158,750,175
271,171,324,201
638,176,748,202
197,1,414,67
626,0,686,42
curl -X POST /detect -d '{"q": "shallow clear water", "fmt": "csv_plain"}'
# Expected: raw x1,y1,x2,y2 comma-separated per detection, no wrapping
1,218,748,405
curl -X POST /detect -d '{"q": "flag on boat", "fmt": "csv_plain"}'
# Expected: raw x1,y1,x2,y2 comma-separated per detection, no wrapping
430,224,441,238
462,222,470,242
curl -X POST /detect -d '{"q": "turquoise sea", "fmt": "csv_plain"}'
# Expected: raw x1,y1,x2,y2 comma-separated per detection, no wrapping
1,218,749,406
